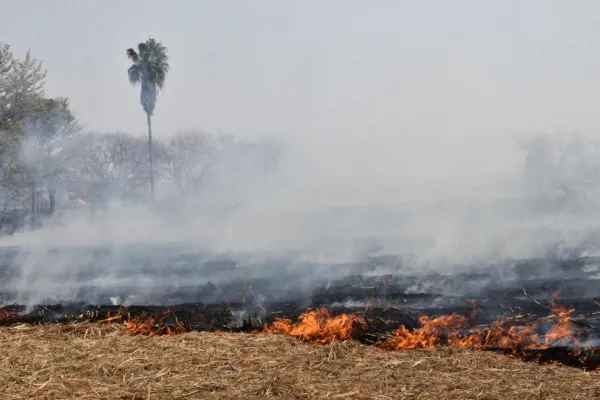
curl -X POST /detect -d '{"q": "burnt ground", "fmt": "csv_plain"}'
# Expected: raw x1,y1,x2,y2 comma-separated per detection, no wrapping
2,250,600,321
2,248,600,369
0,244,598,306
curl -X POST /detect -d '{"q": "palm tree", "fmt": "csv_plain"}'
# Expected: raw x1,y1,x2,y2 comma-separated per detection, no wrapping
126,38,169,202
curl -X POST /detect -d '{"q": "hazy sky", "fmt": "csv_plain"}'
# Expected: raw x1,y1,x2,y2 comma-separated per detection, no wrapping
3,0,600,203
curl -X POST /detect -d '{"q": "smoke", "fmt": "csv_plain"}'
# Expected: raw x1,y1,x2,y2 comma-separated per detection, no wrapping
4,3,600,314
2,125,598,305
4,115,600,308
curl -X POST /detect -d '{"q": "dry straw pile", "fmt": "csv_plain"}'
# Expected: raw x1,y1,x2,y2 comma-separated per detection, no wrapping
0,323,599,399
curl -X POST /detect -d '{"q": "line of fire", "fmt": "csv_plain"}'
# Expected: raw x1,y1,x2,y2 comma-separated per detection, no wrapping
2,255,600,370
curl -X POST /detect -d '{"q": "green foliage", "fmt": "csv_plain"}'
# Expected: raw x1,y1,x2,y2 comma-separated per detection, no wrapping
0,46,47,130
0,40,279,218
126,37,170,202
126,38,169,116
0,42,79,211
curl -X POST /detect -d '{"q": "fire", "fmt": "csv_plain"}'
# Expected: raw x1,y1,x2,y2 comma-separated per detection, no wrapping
377,314,469,350
263,301,592,358
102,308,188,336
0,308,15,320
95,291,592,356
124,315,187,336
540,305,579,347
375,303,586,352
380,303,592,353
263,308,365,344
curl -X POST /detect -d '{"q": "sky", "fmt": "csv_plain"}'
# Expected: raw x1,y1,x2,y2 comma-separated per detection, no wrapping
2,0,600,204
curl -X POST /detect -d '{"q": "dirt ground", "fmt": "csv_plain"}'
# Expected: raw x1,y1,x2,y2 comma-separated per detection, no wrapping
0,323,599,400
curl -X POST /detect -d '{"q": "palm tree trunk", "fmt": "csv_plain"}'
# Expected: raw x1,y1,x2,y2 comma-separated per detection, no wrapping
146,111,155,203
30,184,36,226
49,187,56,215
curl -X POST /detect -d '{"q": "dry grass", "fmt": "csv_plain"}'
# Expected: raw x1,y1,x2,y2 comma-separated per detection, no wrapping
0,323,599,399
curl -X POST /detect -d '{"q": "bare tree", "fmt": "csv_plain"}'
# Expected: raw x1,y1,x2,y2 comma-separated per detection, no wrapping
71,132,150,204
161,130,215,198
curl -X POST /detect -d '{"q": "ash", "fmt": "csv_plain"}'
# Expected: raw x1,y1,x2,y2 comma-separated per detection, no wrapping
0,243,599,325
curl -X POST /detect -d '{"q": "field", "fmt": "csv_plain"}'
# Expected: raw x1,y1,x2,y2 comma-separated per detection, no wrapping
1,323,599,400
2,252,600,399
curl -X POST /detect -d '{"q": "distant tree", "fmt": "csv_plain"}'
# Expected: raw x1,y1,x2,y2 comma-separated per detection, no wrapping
0,43,15,124
0,43,79,220
71,132,149,204
161,130,215,197
0,46,46,130
0,130,24,209
126,38,169,203
20,97,80,215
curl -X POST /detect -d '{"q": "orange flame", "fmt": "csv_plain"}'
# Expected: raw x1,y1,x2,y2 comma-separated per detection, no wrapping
102,308,188,336
377,314,469,350
0,308,16,320
263,308,365,344
124,315,187,336
102,291,592,352
378,303,588,351
264,301,592,356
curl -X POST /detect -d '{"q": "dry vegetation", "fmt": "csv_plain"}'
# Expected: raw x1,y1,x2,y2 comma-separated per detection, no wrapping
0,323,599,400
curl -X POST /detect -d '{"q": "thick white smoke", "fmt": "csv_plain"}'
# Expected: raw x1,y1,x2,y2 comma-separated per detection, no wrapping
4,128,600,308
4,0,600,307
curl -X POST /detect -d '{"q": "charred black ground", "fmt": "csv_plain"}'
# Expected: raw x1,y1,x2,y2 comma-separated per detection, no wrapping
1,247,600,369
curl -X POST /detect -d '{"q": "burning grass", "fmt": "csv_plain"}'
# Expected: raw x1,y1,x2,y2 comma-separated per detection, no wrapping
4,300,600,370
262,308,366,343
256,306,600,369
1,323,600,400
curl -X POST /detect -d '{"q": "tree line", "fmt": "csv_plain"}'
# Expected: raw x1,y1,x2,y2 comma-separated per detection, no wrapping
0,41,281,221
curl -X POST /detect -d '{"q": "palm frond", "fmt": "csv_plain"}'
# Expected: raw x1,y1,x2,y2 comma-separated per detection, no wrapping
155,69,166,89
138,42,148,59
127,37,170,115
127,64,141,85
126,48,138,62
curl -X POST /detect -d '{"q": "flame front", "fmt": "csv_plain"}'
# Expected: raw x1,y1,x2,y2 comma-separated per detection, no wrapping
102,308,188,337
375,303,588,351
0,308,15,320
263,302,593,357
124,315,187,336
377,314,469,350
95,294,594,359
264,308,365,344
